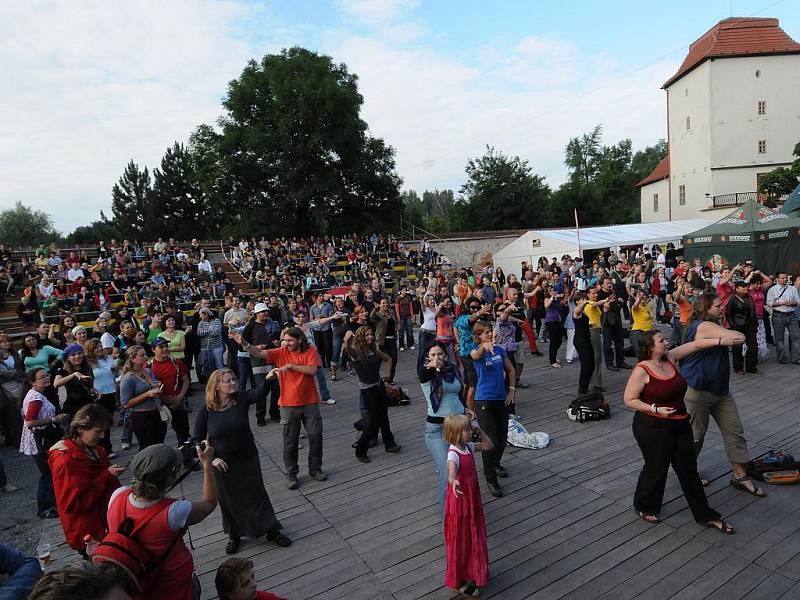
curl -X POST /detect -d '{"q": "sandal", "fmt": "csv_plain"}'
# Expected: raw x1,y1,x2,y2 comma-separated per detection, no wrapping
637,511,660,524
702,520,735,535
730,474,767,497
458,582,480,598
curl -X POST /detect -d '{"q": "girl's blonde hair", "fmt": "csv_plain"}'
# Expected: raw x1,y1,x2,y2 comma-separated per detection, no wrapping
205,368,238,411
84,338,103,367
443,413,471,445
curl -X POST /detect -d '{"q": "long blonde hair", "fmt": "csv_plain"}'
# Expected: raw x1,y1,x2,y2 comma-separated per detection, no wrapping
205,368,238,411
121,345,154,385
349,326,375,361
443,414,470,445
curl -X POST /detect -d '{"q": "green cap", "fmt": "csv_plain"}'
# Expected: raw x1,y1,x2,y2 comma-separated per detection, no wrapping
129,444,182,484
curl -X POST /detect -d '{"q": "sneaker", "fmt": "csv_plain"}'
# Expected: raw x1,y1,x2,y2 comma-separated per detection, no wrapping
0,483,19,492
410,346,415,350
225,537,241,554
324,398,336,405
309,470,328,481
121,442,131,450
287,474,299,490
357,455,371,463
107,452,118,460
495,465,508,478
779,356,788,364
399,347,406,352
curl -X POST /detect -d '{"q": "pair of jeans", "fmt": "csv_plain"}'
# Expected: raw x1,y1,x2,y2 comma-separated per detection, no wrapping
315,362,332,402
236,356,255,390
632,412,720,523
331,331,346,368
474,400,508,485
398,316,415,349
33,452,56,515
771,311,800,361
96,392,116,454
424,421,449,519
120,408,133,445
280,403,323,476
130,410,167,451
355,383,396,457
253,372,280,421
602,323,625,368
210,345,225,371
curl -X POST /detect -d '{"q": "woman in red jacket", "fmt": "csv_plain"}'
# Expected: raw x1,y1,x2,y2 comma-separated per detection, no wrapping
49,403,123,557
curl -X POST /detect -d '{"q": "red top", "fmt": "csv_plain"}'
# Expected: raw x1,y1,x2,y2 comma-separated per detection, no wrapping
258,591,288,600
264,346,321,407
107,489,193,600
636,362,688,419
48,439,121,550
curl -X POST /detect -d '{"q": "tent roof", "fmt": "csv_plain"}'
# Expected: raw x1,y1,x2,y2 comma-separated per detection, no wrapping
494,219,712,260
779,182,800,215
684,198,800,238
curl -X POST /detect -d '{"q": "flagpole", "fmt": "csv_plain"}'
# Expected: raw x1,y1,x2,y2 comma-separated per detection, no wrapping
574,208,583,259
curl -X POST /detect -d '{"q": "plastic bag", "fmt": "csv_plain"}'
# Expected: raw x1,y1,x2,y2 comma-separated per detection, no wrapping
507,416,549,449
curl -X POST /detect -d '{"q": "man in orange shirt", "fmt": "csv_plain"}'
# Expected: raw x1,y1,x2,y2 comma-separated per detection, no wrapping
234,326,324,491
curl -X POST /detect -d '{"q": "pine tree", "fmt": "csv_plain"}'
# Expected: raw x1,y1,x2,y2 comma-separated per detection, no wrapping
111,160,152,236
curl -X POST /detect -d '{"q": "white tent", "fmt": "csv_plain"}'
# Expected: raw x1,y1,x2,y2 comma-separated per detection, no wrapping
493,218,712,277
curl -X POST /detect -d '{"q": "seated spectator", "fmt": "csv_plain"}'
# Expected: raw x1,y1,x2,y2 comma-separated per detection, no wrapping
27,561,131,600
215,557,287,600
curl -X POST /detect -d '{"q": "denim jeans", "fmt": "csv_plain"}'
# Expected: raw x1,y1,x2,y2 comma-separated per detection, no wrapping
280,403,323,476
121,408,133,445
772,311,800,361
399,316,415,349
331,332,346,368
417,329,436,369
210,345,225,370
424,421,449,519
315,363,332,401
237,356,254,390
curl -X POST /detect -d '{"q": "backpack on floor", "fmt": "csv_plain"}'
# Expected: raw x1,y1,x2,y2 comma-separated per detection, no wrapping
384,383,410,406
567,391,610,423
747,450,799,481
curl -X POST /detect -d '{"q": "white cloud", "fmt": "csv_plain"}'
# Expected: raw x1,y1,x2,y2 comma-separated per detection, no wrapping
334,0,420,28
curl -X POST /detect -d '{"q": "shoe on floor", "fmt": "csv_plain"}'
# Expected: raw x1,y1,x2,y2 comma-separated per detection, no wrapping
287,474,299,490
487,481,504,497
324,398,336,404
779,357,788,364
256,418,267,426
266,529,292,547
107,452,118,460
0,483,19,492
357,455,371,463
225,537,241,554
39,508,59,519
309,470,328,481
410,346,415,350
385,444,402,453
121,442,131,450
619,363,632,369
607,365,619,372
495,465,508,478
515,381,530,389
399,347,405,352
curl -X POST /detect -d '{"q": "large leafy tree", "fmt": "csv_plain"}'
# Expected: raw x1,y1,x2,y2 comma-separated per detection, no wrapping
460,146,550,230
758,141,800,204
151,142,207,240
0,202,59,247
219,46,402,235
111,160,152,237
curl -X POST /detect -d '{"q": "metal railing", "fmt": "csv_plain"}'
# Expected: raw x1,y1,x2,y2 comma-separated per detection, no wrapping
711,192,790,208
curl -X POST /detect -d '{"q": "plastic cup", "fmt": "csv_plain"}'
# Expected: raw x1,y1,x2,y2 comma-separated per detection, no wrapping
36,542,51,566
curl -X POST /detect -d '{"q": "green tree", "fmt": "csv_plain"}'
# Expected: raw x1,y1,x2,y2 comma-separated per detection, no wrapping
758,141,800,204
111,160,152,237
460,146,551,230
151,142,207,240
219,47,402,236
66,211,121,244
564,125,603,186
0,202,59,247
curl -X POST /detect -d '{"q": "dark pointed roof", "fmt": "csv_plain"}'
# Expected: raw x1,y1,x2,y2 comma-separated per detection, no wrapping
663,17,800,88
637,156,669,187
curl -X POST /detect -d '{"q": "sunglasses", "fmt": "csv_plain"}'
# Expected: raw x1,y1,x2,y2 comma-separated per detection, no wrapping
469,305,480,310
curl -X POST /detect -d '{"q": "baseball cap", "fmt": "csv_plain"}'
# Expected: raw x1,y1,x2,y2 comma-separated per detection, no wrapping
129,444,182,484
151,337,169,348
253,302,269,314
63,343,84,358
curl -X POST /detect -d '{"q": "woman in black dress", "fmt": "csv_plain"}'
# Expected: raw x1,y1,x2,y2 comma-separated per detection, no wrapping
571,293,595,396
193,368,291,555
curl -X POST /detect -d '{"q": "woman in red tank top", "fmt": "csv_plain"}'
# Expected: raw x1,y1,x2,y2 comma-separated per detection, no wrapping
623,330,738,535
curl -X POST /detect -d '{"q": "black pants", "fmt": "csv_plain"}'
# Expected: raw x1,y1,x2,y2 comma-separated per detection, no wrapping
381,338,397,382
355,383,395,458
546,321,563,365
764,314,774,344
131,410,167,451
254,374,280,421
731,326,757,372
33,452,56,516
169,407,190,445
97,393,117,453
313,330,333,368
574,336,595,394
632,412,720,523
474,400,508,485
602,323,625,368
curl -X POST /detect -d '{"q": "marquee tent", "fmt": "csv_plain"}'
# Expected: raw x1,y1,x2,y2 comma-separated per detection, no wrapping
683,199,800,274
493,218,711,277
779,182,800,215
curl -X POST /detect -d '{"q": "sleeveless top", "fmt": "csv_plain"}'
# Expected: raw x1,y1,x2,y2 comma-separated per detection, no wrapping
679,320,730,396
637,362,688,419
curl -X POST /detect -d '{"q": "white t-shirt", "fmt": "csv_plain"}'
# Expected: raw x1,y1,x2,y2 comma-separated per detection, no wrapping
447,442,475,472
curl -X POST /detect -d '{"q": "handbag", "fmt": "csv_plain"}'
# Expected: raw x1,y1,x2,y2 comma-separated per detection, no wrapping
158,404,171,423
33,423,65,455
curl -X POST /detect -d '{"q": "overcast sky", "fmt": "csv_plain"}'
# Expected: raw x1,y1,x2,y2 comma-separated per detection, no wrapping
1,0,798,234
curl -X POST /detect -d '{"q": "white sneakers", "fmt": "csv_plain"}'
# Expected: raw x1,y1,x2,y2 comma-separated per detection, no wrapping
0,483,19,492
324,398,336,405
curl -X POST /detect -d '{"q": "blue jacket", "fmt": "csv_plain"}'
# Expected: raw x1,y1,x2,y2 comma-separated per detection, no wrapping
0,544,42,600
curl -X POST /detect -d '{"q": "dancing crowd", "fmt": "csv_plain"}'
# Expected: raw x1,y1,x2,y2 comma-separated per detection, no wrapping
1,236,799,599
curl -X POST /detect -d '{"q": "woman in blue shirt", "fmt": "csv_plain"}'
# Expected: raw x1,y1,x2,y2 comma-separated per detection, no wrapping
418,341,471,518
470,321,515,498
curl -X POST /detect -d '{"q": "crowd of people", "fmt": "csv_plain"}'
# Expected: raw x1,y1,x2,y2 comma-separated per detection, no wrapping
1,234,798,599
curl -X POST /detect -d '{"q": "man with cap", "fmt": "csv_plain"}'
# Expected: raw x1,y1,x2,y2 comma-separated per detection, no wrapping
726,279,757,374
150,338,191,445
106,442,217,600
242,303,281,426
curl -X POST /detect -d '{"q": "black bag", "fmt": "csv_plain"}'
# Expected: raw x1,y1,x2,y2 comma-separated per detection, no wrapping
747,450,799,481
33,423,65,455
567,391,611,423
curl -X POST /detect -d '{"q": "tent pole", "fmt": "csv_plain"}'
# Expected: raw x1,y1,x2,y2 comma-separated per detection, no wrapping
574,208,583,259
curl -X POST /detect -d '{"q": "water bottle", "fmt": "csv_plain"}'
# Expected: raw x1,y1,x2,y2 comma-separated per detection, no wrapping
83,534,100,557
